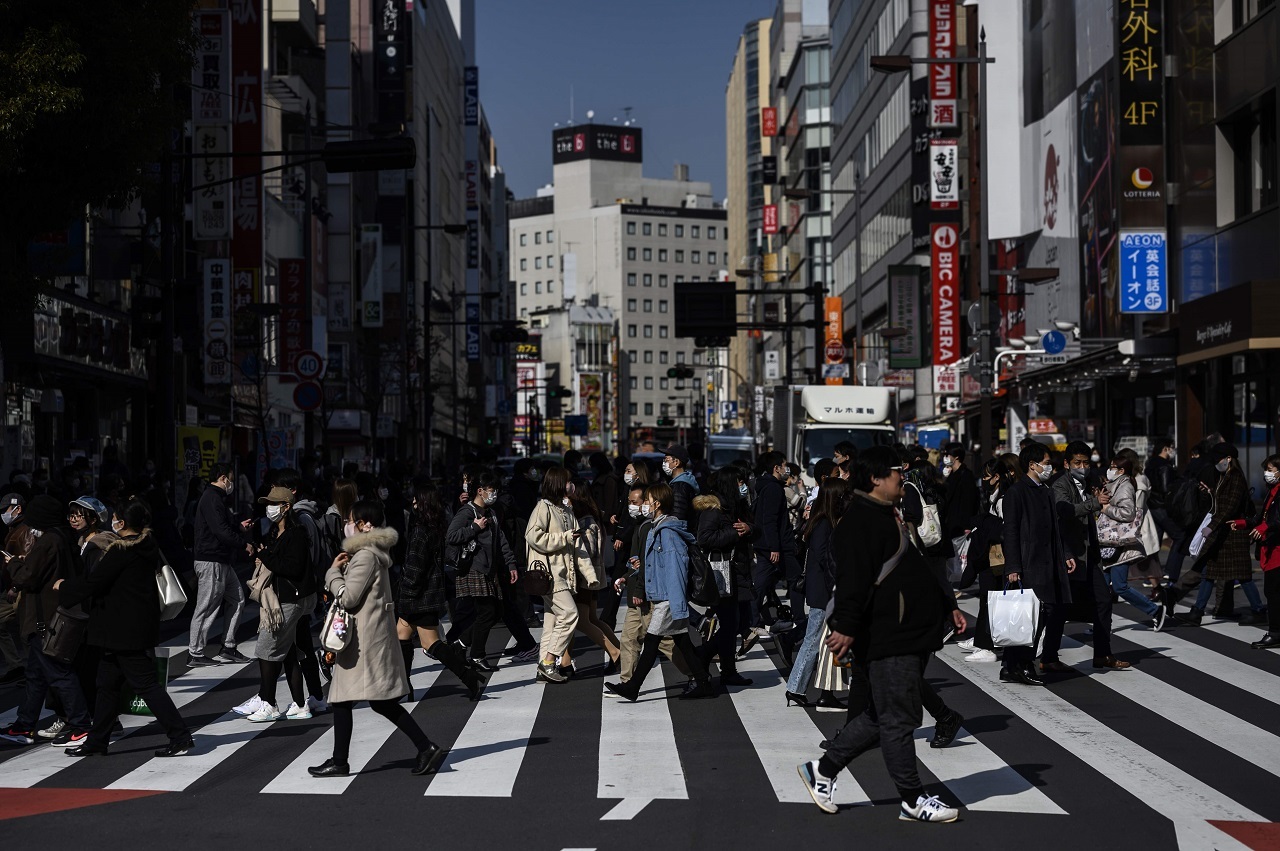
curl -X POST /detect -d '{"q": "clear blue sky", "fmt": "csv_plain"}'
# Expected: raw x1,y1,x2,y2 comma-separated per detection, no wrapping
476,0,777,201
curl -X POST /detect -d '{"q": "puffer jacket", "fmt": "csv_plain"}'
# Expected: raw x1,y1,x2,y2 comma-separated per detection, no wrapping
643,515,695,620
693,494,755,601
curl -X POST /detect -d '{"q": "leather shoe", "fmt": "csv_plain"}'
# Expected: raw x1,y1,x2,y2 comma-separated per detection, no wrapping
469,657,498,673
930,710,964,748
1000,666,1044,686
604,681,639,703
308,758,351,777
720,672,753,687
411,743,448,776
678,679,717,700
1092,656,1133,670
1252,633,1280,649
65,743,109,757
1238,610,1268,626
785,690,810,707
1039,660,1071,674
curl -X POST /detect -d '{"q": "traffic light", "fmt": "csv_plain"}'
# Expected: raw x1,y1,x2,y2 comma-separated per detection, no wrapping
321,137,417,173
548,385,573,399
656,417,676,427
489,323,530,344
694,336,732,348
666,365,695,380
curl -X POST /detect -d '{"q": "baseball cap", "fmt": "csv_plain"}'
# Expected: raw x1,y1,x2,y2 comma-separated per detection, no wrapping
663,444,691,467
1,492,25,509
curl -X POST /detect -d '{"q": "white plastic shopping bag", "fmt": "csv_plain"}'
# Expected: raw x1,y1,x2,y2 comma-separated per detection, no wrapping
987,586,1040,648
1187,512,1214,558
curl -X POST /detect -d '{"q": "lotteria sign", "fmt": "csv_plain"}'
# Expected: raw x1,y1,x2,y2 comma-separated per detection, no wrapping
931,223,960,366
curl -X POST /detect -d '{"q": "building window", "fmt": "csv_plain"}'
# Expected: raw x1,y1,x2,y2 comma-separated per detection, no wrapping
675,250,684,263
519,258,527,271
630,402,638,416
1228,92,1278,218
643,325,653,338
675,225,684,237
629,350,637,363
627,247,637,261
644,376,654,390
535,257,542,269
692,226,701,238
546,230,553,241
659,326,668,338
535,282,542,294
691,251,701,264
546,256,553,268
535,232,542,244
630,376,638,389
644,402,654,416
644,350,653,363
628,324,637,338
643,248,652,261
659,223,668,236
660,403,670,416
691,275,701,281
676,351,685,362
520,283,527,295
627,298,637,311
643,273,653,287
708,251,717,264
660,378,670,390
675,275,684,283
643,222,652,236
659,351,668,363
707,226,716,239
643,298,653,311
627,222,636,235
519,234,527,246
627,273,637,286
659,300,668,313
547,280,554,292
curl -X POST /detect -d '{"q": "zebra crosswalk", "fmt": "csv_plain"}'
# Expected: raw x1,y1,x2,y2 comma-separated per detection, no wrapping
1,603,1278,849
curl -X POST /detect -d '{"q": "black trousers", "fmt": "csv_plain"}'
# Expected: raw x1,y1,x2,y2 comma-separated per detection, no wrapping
1266,569,1280,633
500,581,538,651
331,699,431,764
461,596,501,660
87,649,189,749
293,616,324,699
1003,599,1063,669
627,630,709,693
704,597,751,675
844,656,947,724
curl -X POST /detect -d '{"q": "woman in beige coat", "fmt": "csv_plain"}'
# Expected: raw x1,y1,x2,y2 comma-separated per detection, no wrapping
525,466,581,684
308,500,446,779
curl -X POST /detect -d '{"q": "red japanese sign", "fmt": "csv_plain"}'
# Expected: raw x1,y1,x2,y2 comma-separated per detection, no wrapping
761,107,778,138
763,204,778,235
928,0,957,129
930,223,960,366
278,258,308,383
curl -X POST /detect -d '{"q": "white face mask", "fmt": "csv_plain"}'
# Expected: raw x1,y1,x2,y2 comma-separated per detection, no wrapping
640,504,652,517
1106,468,1120,482
628,504,642,518
1266,471,1279,486
377,487,390,501
111,519,125,534
739,483,749,496
1090,453,1101,464
1036,463,1053,483
941,456,953,468
1215,459,1231,473
661,462,672,476
266,505,285,521
942,466,952,478
1,509,17,526
623,473,636,485
344,521,357,538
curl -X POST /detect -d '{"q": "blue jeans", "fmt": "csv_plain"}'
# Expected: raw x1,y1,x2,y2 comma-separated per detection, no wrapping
1194,577,1263,611
1110,562,1159,617
786,608,827,693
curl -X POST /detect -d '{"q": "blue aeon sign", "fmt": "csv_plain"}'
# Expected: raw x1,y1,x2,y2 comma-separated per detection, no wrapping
1119,230,1168,313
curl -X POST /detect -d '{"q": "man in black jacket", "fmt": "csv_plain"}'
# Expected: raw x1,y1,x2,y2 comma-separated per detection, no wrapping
1000,443,1075,686
188,463,253,668
662,444,700,523
940,442,980,542
796,447,965,821
751,451,799,635
1145,438,1187,583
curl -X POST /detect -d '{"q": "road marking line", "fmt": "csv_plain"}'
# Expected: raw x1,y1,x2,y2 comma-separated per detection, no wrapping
598,664,687,815
912,726,1066,814
600,798,653,820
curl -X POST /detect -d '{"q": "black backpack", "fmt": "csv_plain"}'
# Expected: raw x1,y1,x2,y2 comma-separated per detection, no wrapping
1167,476,1203,529
686,541,721,608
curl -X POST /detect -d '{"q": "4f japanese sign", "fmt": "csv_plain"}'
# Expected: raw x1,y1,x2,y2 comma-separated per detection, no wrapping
1120,231,1168,314
930,139,959,210
928,0,957,129
1118,0,1163,146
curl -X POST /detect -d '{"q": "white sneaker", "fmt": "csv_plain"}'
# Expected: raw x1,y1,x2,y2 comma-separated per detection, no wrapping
964,649,997,663
37,719,67,739
797,760,838,813
306,695,328,714
956,639,975,652
284,702,312,720
900,793,959,823
232,695,266,716
246,703,282,723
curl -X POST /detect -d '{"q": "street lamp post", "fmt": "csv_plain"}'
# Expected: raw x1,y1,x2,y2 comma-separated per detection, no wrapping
415,222,468,478
872,32,996,455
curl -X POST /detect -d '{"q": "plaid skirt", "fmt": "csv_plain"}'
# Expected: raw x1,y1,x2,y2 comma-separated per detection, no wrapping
455,568,501,599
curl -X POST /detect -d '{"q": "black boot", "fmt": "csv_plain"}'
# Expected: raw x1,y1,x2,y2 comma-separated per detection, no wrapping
400,640,416,701
428,641,483,700
1252,633,1280,649
1181,607,1204,626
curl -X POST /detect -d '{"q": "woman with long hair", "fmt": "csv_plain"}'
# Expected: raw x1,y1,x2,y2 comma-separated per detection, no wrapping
397,483,481,700
525,466,582,683
693,467,757,688
309,500,445,778
956,455,1020,662
236,486,318,722
784,477,853,708
446,471,517,672
557,477,622,676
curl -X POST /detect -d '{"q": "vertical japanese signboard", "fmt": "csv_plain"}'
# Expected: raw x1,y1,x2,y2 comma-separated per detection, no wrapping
193,11,231,241
1116,0,1167,311
230,0,263,381
203,260,232,386
823,296,845,386
930,224,960,366
887,265,923,369
929,138,959,210
278,258,308,379
761,107,778,137
763,204,778,235
360,225,383,328
928,0,957,128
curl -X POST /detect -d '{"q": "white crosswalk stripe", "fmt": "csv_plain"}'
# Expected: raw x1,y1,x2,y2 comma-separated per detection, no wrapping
912,726,1065,814
598,658,688,818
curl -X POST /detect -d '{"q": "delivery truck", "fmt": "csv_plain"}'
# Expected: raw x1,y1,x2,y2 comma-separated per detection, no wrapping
771,385,897,482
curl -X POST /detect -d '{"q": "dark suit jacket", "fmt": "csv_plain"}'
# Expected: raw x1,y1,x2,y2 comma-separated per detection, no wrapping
1001,476,1072,604
1050,472,1103,566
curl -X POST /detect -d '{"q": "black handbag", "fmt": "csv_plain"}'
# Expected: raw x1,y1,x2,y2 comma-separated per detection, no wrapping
521,559,553,597
42,606,89,664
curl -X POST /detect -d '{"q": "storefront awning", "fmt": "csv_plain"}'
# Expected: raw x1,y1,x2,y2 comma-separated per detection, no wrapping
1178,281,1280,366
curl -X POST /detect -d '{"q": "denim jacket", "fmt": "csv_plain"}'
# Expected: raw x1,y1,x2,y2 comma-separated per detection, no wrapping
643,515,695,620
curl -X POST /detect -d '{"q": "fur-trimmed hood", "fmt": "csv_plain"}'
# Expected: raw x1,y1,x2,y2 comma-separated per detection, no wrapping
693,494,722,512
106,530,153,551
84,530,121,552
343,526,399,555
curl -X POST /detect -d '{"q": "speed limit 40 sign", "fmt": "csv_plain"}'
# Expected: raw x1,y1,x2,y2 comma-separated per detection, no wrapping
294,350,324,381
